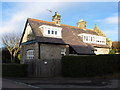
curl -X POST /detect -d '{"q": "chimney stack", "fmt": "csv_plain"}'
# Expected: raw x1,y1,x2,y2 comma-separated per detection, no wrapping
77,19,86,29
52,12,61,25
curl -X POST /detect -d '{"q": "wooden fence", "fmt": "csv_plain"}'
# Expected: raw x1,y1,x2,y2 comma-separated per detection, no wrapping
24,59,61,77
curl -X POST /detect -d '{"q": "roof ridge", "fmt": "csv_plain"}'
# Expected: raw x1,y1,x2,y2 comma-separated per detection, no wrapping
28,18,55,24
28,18,94,31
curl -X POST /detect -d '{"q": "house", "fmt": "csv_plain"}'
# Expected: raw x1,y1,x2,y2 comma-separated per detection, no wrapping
20,12,111,77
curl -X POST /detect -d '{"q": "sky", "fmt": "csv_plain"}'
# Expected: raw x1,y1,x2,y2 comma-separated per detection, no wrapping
0,1,119,47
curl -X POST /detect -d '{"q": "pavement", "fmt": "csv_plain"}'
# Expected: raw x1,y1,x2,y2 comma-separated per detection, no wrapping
2,78,36,88
2,77,120,90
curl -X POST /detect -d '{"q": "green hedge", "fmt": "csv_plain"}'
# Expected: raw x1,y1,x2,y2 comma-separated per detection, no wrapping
62,54,120,77
2,64,28,77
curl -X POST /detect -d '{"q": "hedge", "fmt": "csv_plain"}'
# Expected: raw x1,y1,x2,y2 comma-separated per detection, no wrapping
62,54,120,77
2,64,28,77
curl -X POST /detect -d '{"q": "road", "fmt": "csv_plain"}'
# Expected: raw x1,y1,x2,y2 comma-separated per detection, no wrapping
1,78,120,90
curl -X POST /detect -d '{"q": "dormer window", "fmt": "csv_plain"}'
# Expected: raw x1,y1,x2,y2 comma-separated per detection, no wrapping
52,30,54,34
48,30,50,34
78,33,106,45
39,25,62,38
55,31,57,35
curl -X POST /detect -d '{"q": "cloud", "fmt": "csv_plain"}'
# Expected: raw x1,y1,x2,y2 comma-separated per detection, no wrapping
1,2,64,35
104,29,118,36
102,27,118,41
96,15,118,24
104,16,118,24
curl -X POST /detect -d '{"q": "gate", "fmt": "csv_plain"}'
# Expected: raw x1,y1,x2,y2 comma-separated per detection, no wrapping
25,59,61,77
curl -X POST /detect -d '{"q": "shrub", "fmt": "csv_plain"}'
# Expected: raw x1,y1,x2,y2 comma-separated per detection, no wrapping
62,54,120,77
2,63,28,77
109,50,116,54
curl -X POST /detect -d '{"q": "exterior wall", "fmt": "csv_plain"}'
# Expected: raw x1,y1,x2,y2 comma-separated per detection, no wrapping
40,44,69,60
94,47,110,54
20,43,39,64
20,43,69,77
22,23,35,43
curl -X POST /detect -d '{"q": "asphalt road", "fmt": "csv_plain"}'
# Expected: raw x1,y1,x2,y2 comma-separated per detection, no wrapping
1,78,120,90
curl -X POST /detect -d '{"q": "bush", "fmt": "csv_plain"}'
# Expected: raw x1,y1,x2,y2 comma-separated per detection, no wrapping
62,54,120,77
109,50,116,54
2,63,28,77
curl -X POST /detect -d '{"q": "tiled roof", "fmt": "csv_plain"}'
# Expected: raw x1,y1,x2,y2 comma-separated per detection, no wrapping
36,36,67,45
24,18,108,54
28,18,95,31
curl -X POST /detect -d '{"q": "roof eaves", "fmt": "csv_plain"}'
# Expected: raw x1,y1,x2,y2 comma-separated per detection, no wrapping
21,40,36,45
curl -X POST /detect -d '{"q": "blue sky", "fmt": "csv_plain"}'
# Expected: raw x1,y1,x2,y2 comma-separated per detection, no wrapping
0,2,119,47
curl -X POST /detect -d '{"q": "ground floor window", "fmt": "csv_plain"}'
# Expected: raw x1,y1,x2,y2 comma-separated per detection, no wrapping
26,50,34,59
61,48,66,56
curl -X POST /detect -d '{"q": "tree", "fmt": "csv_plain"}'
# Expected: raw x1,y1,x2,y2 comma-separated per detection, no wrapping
2,33,21,63
112,41,120,53
94,24,112,47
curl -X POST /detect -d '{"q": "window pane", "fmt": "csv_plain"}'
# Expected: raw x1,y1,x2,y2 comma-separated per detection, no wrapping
55,31,57,35
52,30,54,34
26,50,34,59
48,30,50,34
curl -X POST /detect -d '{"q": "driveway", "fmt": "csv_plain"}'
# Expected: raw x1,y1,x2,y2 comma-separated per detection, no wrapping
2,77,120,90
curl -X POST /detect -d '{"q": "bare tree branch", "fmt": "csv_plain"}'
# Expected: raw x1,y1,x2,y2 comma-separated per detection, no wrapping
2,33,21,63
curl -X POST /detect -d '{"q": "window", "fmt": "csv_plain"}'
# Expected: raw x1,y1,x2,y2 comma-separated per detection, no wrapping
61,48,66,56
91,37,93,41
92,37,95,42
79,33,106,45
39,25,62,38
48,30,50,34
85,36,88,41
55,31,57,35
52,30,54,34
26,50,34,59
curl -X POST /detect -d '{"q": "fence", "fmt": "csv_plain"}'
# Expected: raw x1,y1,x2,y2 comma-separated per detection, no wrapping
24,59,61,77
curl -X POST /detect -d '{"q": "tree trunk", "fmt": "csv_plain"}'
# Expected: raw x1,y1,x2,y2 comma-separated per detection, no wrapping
12,56,16,63
10,54,13,63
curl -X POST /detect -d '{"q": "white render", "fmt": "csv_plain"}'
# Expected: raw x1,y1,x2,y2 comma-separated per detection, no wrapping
78,33,106,45
94,48,110,55
39,25,62,38
22,23,33,43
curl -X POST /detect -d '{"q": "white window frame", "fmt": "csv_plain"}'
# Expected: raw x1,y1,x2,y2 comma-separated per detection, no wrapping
26,50,34,59
78,33,106,45
61,48,66,56
39,25,62,38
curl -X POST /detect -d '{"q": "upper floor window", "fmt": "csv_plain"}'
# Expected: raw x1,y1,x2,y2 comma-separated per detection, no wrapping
52,30,54,34
79,33,106,45
55,31,57,35
39,25,62,38
48,30,50,34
